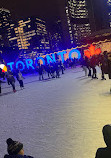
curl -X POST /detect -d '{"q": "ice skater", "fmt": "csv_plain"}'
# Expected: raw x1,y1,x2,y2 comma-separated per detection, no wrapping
95,124,111,158
60,61,64,74
0,80,2,94
4,138,34,158
0,79,5,94
45,64,51,79
106,51,111,92
37,63,44,81
16,69,24,89
55,62,60,78
6,71,16,92
90,55,98,79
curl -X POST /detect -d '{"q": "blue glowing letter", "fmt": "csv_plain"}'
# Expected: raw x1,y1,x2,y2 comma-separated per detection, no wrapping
26,59,35,69
46,54,56,64
16,61,25,71
69,49,81,60
36,57,45,65
7,62,14,71
57,51,67,63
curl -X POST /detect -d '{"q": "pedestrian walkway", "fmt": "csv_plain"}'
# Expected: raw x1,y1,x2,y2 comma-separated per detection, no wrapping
0,66,111,158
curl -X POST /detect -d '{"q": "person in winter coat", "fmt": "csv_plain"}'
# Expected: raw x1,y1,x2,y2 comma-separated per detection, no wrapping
37,64,44,81
6,71,16,92
45,64,51,78
90,55,98,79
0,80,2,94
55,62,60,78
4,138,34,158
16,70,24,89
60,61,64,74
81,56,88,76
105,51,111,92
0,80,5,94
99,53,107,80
95,124,111,158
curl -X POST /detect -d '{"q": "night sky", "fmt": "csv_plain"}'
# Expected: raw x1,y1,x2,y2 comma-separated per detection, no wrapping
0,0,62,23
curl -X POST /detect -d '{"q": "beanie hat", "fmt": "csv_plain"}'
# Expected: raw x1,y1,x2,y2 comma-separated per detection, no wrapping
6,138,23,155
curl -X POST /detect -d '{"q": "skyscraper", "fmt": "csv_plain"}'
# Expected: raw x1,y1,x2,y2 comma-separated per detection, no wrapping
65,0,91,46
49,20,64,52
0,8,16,48
57,0,110,48
87,0,110,32
13,17,51,58
107,0,111,27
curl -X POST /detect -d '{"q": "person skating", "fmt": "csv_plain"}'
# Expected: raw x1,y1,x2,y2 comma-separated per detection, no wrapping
6,71,16,92
81,56,88,76
4,138,34,158
37,63,44,81
0,80,2,94
98,53,107,80
16,69,24,89
90,55,98,79
60,61,64,74
0,79,5,94
55,62,60,78
106,51,111,93
95,124,111,158
45,64,51,79
50,63,55,78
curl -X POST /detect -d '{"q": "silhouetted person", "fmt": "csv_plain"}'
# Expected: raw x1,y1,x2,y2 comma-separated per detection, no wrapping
90,55,98,79
4,138,34,158
95,124,111,158
0,80,2,94
45,64,51,78
6,71,16,92
55,62,60,78
16,69,24,89
60,61,64,74
37,64,44,81
0,80,5,94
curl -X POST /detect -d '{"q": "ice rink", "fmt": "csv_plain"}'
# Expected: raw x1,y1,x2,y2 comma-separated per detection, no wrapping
0,66,111,158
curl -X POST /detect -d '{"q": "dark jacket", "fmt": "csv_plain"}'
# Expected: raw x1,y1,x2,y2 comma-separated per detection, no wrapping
95,125,111,158
4,154,34,158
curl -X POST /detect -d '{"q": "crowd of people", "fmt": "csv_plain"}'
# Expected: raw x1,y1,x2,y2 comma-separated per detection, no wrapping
0,58,79,94
81,51,111,92
0,69,24,94
1,51,111,93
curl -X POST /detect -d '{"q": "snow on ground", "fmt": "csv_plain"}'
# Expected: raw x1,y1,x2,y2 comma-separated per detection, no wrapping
0,66,111,158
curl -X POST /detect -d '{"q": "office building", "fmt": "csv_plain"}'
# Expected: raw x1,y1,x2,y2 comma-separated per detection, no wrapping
65,0,91,46
0,8,17,48
14,17,51,58
49,20,64,52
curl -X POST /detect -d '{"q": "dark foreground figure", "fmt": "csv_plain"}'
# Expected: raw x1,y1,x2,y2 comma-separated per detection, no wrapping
95,124,111,158
4,138,34,158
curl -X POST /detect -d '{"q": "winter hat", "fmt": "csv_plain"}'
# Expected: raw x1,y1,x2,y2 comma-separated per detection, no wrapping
6,138,23,155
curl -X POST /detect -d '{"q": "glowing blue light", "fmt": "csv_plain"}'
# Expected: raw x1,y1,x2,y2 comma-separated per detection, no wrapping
7,62,14,71
46,54,56,64
16,61,25,71
6,48,81,71
36,57,45,65
26,59,35,69
57,51,67,63
69,49,81,60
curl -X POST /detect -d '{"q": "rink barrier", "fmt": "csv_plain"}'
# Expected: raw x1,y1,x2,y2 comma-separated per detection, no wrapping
7,48,81,71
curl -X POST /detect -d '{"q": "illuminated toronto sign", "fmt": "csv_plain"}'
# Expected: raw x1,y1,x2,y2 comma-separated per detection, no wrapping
6,48,81,71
